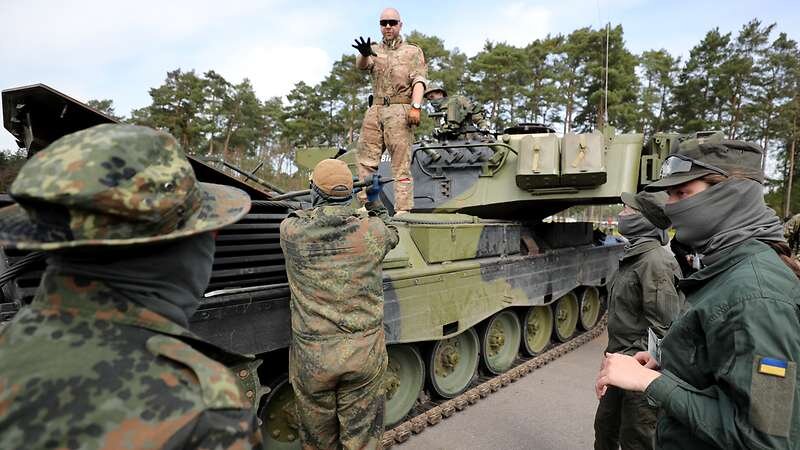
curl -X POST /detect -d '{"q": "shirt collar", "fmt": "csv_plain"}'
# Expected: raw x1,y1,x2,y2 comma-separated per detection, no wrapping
382,36,403,50
620,239,661,261
677,239,769,291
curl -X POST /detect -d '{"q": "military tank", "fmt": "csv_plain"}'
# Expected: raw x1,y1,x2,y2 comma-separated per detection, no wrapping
0,84,677,448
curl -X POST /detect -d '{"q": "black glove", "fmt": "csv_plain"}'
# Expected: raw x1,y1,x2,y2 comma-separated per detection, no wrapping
352,36,377,57
366,174,383,203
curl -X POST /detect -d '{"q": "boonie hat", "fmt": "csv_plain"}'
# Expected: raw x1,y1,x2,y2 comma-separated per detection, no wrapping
0,124,251,250
645,132,764,192
620,191,670,229
311,159,353,198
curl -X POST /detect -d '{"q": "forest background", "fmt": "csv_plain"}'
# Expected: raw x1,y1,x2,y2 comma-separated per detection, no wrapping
1,19,798,220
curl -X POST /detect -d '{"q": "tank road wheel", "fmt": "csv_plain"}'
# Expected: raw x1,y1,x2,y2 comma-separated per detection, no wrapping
480,310,522,375
427,328,480,398
579,287,602,330
384,344,425,427
553,292,579,342
521,305,554,356
258,375,301,450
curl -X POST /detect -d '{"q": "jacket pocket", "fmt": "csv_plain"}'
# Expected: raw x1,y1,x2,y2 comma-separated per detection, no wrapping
750,355,796,437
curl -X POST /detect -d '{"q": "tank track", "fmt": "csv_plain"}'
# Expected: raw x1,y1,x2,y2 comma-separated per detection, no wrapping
380,315,607,448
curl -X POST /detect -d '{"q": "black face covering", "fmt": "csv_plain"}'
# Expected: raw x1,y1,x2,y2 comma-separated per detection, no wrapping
670,238,695,276
618,213,668,247
46,233,216,327
664,178,784,261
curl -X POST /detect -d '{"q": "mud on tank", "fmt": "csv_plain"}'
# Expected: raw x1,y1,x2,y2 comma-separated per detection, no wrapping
0,85,677,448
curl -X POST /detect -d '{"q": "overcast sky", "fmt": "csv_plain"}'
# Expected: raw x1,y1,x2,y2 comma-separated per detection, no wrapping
1,0,798,151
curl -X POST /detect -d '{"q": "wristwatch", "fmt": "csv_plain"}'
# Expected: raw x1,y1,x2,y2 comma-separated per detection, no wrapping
411,102,422,109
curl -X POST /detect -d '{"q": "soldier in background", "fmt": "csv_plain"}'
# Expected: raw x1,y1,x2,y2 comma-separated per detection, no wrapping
353,7,428,215
280,159,399,449
784,212,800,259
594,190,684,450
0,124,262,449
597,138,800,449
424,83,490,140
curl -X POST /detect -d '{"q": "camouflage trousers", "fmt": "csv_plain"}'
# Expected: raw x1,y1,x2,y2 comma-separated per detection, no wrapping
289,327,388,450
594,385,657,450
357,104,414,212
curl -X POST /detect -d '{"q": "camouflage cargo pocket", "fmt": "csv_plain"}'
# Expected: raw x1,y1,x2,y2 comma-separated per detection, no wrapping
146,335,248,409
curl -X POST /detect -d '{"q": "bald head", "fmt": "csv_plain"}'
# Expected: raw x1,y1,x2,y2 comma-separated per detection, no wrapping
379,7,402,41
380,8,400,20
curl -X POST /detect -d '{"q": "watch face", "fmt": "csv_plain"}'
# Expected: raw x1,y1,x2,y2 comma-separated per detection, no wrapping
412,102,421,109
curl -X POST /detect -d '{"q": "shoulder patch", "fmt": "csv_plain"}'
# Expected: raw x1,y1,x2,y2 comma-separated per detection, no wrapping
750,355,796,437
146,335,249,410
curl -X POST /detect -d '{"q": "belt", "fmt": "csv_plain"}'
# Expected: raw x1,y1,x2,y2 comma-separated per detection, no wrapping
376,95,411,106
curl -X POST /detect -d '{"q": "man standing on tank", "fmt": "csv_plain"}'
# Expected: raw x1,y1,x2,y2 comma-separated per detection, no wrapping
594,190,685,450
352,7,428,215
0,124,262,449
280,159,399,449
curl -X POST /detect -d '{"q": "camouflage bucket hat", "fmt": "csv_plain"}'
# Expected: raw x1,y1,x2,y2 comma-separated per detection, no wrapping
645,132,764,192
620,191,670,229
0,124,251,250
311,159,353,198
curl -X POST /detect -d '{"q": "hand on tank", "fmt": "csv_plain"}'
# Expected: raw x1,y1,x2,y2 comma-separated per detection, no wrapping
352,37,377,57
366,174,383,203
407,107,421,126
595,352,661,398
633,351,660,370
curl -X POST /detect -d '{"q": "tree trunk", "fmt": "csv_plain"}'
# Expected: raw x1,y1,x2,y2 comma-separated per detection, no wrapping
564,84,574,134
223,102,242,156
597,97,605,130
657,85,667,132
785,137,796,218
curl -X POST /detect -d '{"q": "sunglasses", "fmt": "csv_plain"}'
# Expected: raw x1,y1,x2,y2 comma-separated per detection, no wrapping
379,19,399,27
660,154,728,178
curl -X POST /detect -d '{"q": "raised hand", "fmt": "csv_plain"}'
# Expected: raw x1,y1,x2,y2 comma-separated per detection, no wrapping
352,36,377,57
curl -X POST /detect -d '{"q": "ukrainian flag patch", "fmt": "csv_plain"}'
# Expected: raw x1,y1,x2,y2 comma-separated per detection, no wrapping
758,357,788,378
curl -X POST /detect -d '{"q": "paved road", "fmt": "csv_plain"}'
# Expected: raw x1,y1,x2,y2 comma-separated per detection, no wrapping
401,331,608,450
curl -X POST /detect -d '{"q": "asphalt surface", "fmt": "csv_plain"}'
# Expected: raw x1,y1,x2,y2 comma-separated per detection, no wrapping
401,331,608,450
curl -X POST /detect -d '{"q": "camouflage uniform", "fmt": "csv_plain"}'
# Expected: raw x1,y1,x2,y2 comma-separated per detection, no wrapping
0,274,261,449
0,124,262,449
431,94,490,139
357,36,427,212
280,171,399,450
783,213,800,260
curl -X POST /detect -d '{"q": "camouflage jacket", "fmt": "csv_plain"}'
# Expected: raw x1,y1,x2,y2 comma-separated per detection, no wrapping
280,202,399,338
438,95,489,131
364,37,427,101
0,272,262,450
784,213,800,257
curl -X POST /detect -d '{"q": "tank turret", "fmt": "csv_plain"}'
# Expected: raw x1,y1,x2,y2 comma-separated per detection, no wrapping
367,124,655,221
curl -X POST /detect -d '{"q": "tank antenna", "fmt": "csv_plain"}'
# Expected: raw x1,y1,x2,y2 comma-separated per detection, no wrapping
604,21,610,128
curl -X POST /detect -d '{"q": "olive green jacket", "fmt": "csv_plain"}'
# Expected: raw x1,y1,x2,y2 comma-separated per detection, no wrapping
606,239,684,356
645,239,800,449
